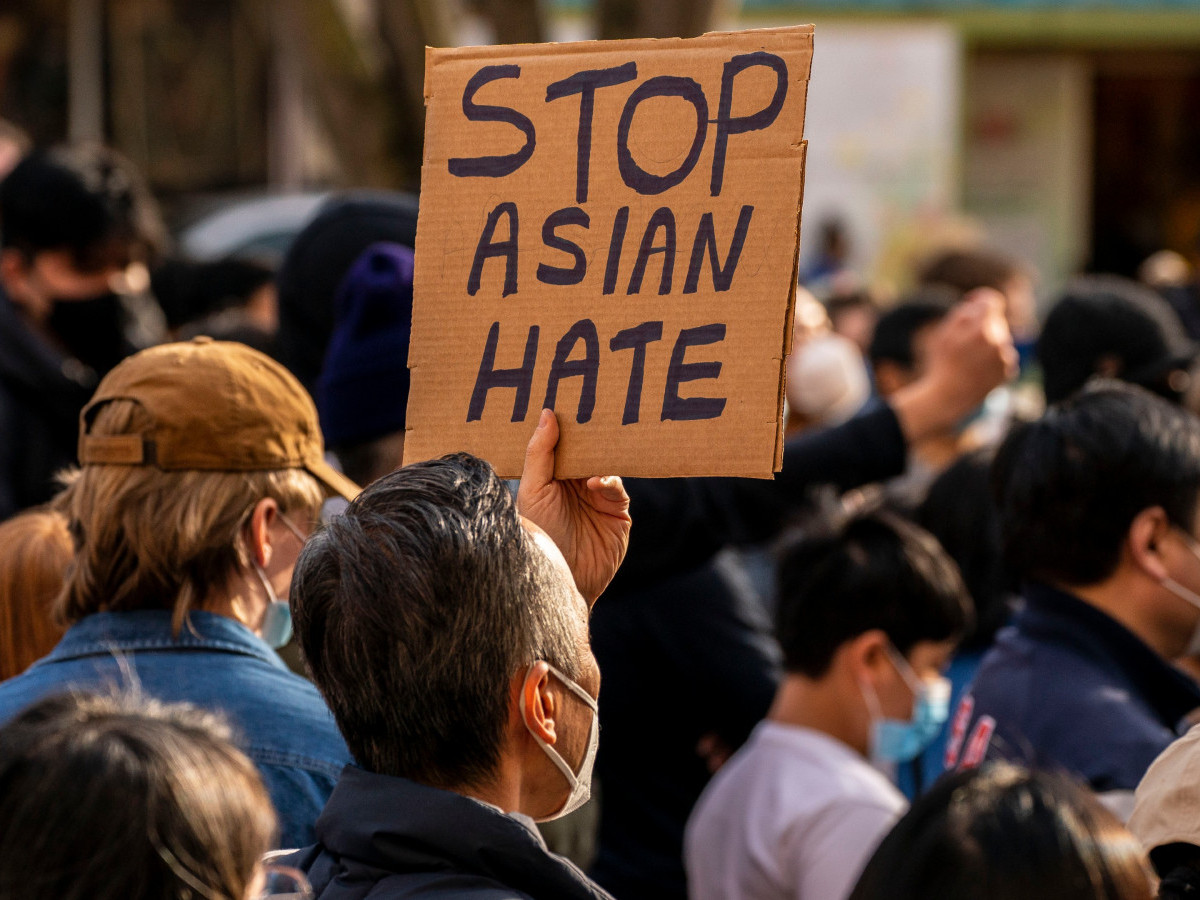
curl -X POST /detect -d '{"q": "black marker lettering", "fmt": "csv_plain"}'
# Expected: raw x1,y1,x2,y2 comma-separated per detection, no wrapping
603,207,630,295
683,205,754,293
537,207,590,287
627,207,676,296
467,322,540,422
610,321,664,425
546,62,638,203
616,76,708,195
543,319,600,424
710,52,788,196
467,202,519,297
449,65,536,178
662,323,728,421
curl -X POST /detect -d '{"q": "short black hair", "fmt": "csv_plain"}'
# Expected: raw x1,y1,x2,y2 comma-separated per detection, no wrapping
868,291,953,369
290,453,581,790
993,380,1200,587
849,763,1153,900
824,290,877,319
775,508,972,678
151,257,274,331
1037,275,1195,405
0,144,164,269
917,448,1016,652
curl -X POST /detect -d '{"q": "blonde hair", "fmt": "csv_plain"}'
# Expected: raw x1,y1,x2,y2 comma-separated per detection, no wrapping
0,507,72,680
59,399,323,633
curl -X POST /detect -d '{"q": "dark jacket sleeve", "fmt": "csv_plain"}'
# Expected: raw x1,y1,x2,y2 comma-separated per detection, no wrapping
612,399,907,587
0,386,20,521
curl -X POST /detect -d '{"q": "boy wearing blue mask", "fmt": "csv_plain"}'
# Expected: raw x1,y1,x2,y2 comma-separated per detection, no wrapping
684,509,971,900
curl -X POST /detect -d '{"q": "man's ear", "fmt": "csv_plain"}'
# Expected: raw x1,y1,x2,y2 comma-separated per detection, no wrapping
1128,505,1172,582
873,361,911,398
843,629,891,687
519,661,557,745
244,497,280,569
0,248,31,295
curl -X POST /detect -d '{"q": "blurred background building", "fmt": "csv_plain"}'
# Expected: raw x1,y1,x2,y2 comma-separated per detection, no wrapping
1,0,1198,294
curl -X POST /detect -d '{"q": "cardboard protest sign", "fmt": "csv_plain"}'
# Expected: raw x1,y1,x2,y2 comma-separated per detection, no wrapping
404,25,813,478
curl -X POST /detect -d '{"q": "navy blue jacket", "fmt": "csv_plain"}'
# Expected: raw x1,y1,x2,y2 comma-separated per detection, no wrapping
288,766,614,899
0,610,351,848
950,583,1200,794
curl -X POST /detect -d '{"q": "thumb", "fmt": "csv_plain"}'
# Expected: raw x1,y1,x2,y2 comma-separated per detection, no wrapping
520,409,559,493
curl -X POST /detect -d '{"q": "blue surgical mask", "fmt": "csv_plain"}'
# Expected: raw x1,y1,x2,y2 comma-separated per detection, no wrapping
250,512,308,649
860,645,952,764
252,561,294,649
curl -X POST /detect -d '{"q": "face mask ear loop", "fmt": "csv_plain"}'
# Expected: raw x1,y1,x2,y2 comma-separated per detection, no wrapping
252,561,280,606
279,512,309,546
1162,577,1200,613
884,643,924,694
519,666,580,786
858,672,883,723
545,662,598,712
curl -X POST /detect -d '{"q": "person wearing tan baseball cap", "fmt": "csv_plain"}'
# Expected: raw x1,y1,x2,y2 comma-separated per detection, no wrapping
0,336,360,849
1130,726,1200,898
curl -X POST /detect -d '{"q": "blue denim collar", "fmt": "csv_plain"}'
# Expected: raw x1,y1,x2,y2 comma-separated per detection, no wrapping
38,609,286,670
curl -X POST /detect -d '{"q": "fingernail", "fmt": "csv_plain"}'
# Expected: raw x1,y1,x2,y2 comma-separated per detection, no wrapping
539,408,552,427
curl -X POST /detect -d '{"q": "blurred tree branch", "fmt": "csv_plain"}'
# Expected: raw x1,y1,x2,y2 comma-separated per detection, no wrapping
468,0,545,45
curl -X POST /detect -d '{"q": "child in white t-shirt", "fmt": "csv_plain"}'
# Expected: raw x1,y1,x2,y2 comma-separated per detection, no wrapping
685,508,971,900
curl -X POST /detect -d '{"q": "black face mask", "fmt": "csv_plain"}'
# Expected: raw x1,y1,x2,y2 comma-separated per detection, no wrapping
47,292,132,377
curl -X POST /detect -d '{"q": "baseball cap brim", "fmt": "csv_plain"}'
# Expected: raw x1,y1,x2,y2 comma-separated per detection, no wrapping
307,456,361,502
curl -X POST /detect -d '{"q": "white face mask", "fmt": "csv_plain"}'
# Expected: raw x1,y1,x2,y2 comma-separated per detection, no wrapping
520,663,599,822
1160,529,1200,655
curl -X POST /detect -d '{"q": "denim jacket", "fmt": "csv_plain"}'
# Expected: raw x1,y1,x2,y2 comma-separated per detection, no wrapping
0,610,352,848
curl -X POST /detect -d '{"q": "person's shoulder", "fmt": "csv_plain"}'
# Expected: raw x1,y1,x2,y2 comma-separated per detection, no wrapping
213,652,331,713
967,621,1075,711
691,724,871,834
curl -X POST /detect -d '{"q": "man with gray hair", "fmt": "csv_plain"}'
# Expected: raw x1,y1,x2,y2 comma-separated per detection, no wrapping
286,409,630,899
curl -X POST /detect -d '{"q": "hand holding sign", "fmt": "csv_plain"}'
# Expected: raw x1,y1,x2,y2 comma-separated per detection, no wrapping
519,408,632,604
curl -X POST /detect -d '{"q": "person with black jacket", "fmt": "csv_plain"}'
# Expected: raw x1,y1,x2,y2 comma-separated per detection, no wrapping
285,414,631,899
0,145,164,519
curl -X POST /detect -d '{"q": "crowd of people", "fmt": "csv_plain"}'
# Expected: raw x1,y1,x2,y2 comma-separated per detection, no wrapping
6,133,1200,900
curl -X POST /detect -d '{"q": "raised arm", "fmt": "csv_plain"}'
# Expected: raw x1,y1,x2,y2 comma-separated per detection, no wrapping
613,290,1017,585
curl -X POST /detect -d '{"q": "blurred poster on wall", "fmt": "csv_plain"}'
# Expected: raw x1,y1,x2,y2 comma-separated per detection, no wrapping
963,55,1091,295
798,21,961,292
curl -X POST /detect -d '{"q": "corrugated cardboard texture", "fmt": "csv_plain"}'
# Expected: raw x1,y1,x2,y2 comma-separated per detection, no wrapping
405,25,813,478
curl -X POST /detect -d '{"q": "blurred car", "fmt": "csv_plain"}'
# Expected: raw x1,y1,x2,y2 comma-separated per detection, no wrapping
175,191,330,264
